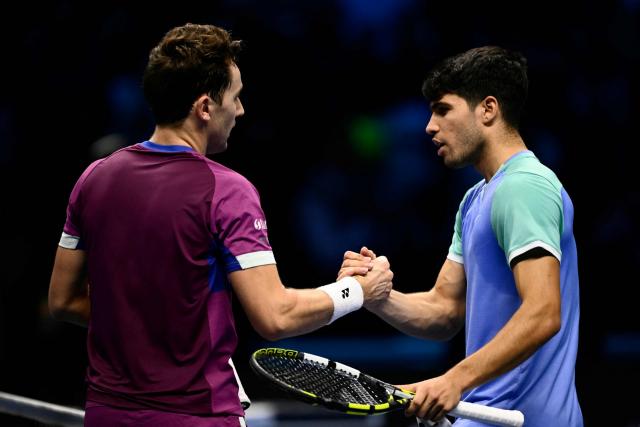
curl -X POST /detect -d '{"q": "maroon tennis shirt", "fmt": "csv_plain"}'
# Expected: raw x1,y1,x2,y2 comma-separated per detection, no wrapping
59,141,274,417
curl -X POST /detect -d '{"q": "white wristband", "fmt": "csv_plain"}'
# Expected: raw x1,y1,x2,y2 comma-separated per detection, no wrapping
318,277,364,324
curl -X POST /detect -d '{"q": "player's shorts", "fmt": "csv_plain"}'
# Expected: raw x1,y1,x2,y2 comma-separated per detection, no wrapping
84,401,246,427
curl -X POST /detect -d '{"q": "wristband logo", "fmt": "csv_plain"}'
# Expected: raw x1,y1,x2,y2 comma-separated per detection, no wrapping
341,288,349,298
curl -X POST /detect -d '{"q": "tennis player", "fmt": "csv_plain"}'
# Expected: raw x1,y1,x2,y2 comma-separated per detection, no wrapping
47,23,393,427
341,46,582,426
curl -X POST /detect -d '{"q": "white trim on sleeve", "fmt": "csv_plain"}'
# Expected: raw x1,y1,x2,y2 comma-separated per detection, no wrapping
236,251,276,269
59,232,80,249
447,252,464,265
508,240,561,264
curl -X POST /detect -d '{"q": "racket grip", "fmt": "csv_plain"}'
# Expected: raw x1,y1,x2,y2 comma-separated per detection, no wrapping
449,401,524,427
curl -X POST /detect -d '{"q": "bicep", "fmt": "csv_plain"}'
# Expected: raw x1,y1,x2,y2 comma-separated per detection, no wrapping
425,259,467,333
431,259,467,322
512,255,561,338
229,264,285,310
228,264,289,331
512,255,560,308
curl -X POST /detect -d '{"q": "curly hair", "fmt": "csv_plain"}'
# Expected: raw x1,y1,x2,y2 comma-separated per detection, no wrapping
143,23,242,125
422,46,528,130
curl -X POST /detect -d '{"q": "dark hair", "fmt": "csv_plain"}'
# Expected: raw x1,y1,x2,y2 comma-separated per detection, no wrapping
142,23,242,125
422,46,528,129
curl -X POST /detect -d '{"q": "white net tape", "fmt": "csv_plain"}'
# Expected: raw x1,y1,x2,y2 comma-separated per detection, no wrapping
0,391,84,426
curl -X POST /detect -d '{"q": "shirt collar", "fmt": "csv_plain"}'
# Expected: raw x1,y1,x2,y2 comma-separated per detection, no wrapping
140,140,195,153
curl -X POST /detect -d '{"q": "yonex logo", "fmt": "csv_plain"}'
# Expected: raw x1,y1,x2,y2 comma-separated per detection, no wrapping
254,218,268,230
341,288,349,298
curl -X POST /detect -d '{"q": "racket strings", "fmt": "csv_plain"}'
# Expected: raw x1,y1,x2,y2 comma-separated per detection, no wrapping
257,357,389,405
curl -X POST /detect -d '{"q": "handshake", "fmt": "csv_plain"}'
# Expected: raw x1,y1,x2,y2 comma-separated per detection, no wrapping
337,246,394,309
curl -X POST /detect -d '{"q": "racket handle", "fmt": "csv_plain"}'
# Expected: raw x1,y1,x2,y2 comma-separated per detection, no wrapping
449,401,524,427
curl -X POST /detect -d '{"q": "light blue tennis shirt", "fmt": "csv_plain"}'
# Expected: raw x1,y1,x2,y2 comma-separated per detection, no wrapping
448,151,583,426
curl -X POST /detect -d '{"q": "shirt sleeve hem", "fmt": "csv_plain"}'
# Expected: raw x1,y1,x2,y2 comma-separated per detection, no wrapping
447,252,464,265
59,232,80,249
236,251,276,269
507,240,561,264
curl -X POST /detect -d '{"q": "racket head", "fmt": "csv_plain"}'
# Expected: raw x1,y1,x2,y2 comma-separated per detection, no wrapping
250,347,411,415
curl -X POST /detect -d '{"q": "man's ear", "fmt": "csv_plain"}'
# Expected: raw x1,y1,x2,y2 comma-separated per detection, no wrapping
194,94,212,121
479,96,499,124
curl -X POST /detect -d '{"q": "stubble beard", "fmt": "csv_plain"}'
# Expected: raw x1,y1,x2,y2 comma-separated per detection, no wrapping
444,125,484,169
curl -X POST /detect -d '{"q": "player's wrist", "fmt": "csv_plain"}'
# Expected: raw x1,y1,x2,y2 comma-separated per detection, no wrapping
318,277,364,324
445,363,475,394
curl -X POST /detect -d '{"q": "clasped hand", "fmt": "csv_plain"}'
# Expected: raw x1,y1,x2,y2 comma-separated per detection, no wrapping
337,246,393,308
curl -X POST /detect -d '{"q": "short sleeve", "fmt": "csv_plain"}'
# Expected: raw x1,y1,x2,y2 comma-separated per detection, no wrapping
59,160,102,249
211,173,275,271
447,185,478,265
491,172,563,265
447,203,464,264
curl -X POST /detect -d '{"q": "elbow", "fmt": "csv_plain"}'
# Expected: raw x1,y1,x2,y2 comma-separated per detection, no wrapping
48,294,75,321
428,322,463,341
542,312,561,340
259,331,284,342
47,277,90,327
535,304,561,344
48,291,65,319
257,326,284,342
48,284,71,320
253,316,289,342
407,314,463,341
433,306,465,341
48,298,68,321
48,296,89,327
431,328,459,342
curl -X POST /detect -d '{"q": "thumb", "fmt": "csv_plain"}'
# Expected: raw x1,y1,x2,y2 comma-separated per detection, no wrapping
395,383,417,394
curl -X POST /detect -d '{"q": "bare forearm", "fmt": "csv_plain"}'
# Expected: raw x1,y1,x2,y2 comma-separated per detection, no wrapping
268,288,334,340
233,261,392,341
445,301,560,392
369,290,462,340
231,265,337,340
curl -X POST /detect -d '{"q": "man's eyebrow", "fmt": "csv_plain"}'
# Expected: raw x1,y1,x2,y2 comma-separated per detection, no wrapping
430,101,450,111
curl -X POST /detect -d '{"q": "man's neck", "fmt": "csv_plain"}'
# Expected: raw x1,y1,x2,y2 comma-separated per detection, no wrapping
475,130,527,182
148,125,206,154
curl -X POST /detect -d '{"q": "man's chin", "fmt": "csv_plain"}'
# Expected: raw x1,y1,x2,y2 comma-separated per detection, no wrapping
443,156,469,169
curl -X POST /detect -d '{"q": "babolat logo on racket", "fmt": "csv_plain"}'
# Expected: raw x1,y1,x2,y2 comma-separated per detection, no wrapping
255,348,298,358
341,288,349,298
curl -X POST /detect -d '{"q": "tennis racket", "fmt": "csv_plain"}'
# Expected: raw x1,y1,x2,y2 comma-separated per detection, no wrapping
250,348,524,427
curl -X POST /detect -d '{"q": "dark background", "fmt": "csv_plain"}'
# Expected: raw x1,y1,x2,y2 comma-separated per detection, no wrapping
1,1,639,425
